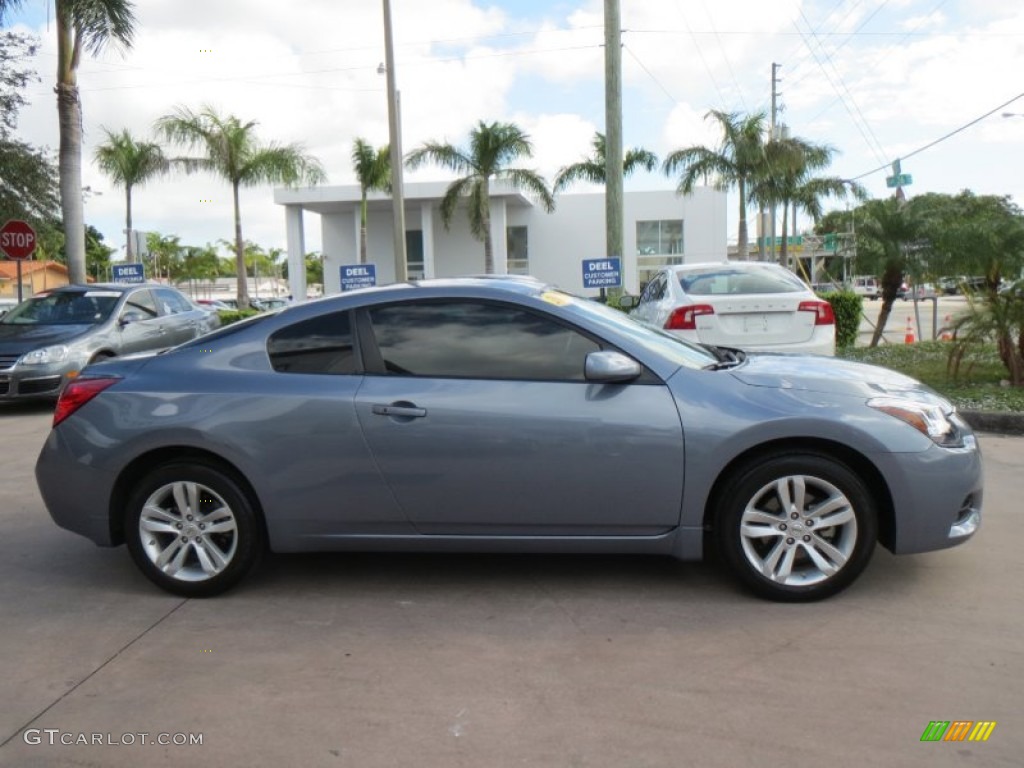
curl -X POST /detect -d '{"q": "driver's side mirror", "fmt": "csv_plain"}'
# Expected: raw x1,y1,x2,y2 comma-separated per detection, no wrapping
585,351,642,383
617,294,640,310
119,310,146,326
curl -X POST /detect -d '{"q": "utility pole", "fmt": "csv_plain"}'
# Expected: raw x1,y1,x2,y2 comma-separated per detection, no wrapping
604,0,624,295
382,0,408,283
768,62,781,266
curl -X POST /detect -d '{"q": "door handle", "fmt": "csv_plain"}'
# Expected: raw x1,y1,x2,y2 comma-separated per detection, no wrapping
371,402,427,419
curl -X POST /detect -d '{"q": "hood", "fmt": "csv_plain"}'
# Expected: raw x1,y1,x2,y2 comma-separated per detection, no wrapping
729,353,948,405
0,323,95,353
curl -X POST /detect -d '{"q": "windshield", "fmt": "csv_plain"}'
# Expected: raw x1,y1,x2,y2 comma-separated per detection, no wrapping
678,265,807,295
545,291,717,370
1,291,120,326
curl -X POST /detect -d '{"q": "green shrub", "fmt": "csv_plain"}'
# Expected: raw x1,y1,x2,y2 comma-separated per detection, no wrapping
821,290,862,350
217,309,260,326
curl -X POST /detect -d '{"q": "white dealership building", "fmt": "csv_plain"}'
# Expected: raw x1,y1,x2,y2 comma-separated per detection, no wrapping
274,181,727,299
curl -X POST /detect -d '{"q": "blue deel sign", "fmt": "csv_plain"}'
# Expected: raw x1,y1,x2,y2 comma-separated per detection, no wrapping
340,263,377,291
111,263,145,283
582,257,621,289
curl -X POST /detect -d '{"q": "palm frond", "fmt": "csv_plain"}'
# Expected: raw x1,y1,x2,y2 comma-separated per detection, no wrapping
553,161,604,193
406,142,473,174
501,168,555,213
68,0,136,55
624,147,658,175
93,127,168,188
438,176,474,229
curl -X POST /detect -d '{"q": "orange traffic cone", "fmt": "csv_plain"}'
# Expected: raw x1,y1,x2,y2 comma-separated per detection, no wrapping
904,316,915,344
940,315,953,341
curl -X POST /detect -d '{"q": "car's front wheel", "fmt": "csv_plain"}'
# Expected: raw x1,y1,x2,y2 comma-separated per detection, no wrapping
125,463,263,597
716,454,878,602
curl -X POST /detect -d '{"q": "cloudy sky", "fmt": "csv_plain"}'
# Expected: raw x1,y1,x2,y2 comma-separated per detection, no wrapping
5,0,1024,260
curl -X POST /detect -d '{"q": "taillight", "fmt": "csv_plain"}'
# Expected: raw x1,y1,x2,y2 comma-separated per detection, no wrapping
53,376,121,427
665,304,715,330
798,300,835,326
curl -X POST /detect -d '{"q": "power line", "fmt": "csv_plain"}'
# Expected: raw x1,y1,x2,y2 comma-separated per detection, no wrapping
800,0,950,125
622,44,677,105
849,90,1024,181
696,0,751,110
792,8,890,167
668,0,730,108
51,43,604,94
785,0,892,94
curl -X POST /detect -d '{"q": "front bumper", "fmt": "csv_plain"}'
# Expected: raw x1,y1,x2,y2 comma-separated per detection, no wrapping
875,439,984,555
0,371,65,399
0,360,80,400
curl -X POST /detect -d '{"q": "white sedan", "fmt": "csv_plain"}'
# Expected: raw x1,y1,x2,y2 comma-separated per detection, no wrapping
625,262,836,356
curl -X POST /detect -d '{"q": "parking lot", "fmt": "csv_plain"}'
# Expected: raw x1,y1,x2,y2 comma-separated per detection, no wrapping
858,294,967,346
1,402,1021,767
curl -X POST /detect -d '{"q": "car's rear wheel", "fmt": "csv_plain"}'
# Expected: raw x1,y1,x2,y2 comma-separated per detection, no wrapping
716,453,877,602
125,463,263,597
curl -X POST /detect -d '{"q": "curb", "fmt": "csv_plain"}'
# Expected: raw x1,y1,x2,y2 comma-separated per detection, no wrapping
960,410,1024,436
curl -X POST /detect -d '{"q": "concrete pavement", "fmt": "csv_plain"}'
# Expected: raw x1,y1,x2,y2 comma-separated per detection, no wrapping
1,404,1021,767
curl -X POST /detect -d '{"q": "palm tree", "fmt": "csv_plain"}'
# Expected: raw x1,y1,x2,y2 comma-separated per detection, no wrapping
662,110,766,260
94,128,167,262
854,197,921,347
748,136,863,266
406,120,555,274
156,105,326,308
351,138,391,265
553,132,657,194
1,0,135,284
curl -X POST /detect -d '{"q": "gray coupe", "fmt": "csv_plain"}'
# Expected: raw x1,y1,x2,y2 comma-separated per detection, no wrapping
35,278,983,601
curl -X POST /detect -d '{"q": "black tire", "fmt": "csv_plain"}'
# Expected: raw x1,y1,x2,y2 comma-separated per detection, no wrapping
716,453,877,602
125,463,263,597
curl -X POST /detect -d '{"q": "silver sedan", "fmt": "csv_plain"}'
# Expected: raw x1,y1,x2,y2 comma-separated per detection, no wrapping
35,278,982,601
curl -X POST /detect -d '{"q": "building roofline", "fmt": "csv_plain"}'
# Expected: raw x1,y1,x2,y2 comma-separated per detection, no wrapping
274,179,537,214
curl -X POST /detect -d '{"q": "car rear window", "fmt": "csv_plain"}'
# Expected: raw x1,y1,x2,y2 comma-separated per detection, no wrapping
678,268,806,296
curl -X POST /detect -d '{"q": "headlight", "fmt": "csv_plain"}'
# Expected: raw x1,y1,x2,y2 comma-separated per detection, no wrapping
867,396,967,448
19,345,70,366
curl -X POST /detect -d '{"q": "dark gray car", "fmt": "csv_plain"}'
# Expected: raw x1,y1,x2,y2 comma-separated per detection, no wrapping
0,283,209,401
35,278,983,601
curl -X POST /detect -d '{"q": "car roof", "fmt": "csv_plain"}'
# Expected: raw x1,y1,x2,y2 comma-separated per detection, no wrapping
312,276,554,302
666,261,783,273
47,282,166,294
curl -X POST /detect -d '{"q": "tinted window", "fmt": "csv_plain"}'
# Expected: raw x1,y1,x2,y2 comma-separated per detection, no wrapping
649,274,667,301
268,312,356,374
154,288,193,314
122,289,159,319
368,301,600,381
0,290,119,325
678,266,806,295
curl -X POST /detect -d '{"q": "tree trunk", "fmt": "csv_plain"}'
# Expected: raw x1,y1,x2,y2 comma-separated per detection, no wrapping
779,204,789,269
359,192,368,265
56,81,85,283
871,298,894,348
56,11,85,284
481,194,493,274
233,181,249,309
757,204,766,260
737,178,748,260
870,267,905,347
125,185,133,263
483,219,493,274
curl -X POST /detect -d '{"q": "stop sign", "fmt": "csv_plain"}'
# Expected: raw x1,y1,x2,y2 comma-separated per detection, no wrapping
0,219,37,260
